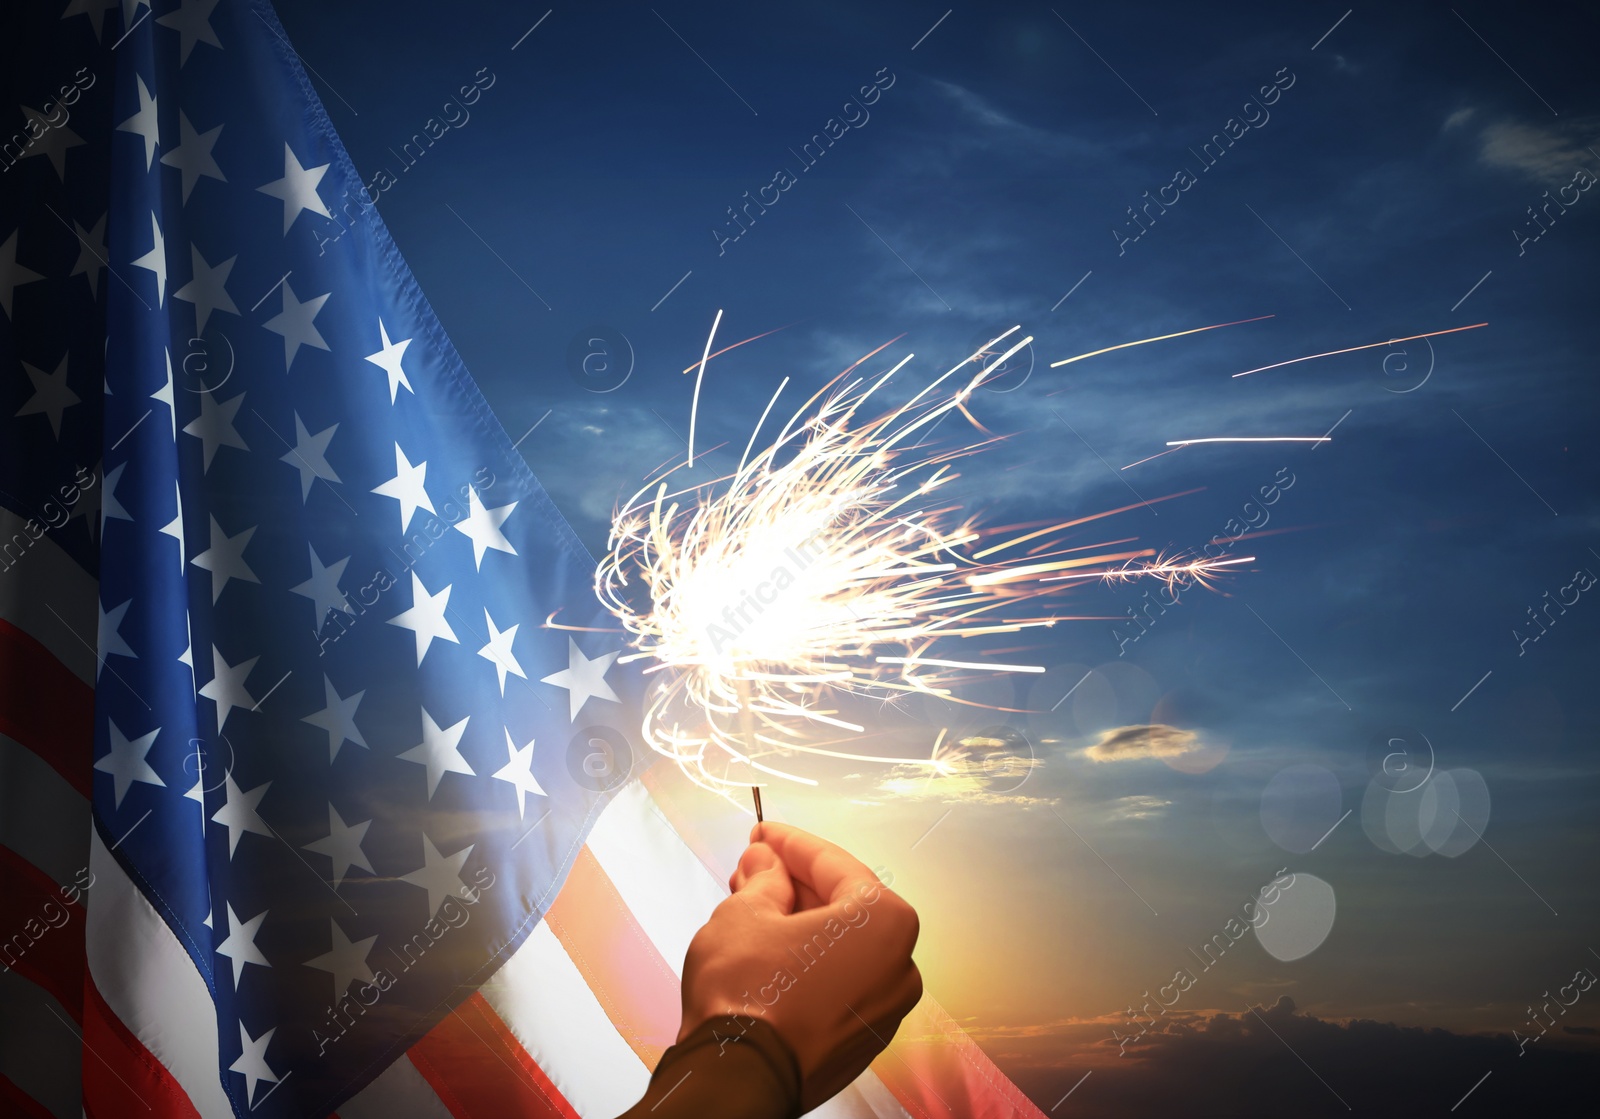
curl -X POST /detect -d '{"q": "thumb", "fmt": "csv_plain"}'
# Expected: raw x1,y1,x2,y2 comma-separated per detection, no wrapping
730,842,794,915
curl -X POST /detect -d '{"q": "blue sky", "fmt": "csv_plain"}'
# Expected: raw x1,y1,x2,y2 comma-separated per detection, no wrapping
274,1,1600,1111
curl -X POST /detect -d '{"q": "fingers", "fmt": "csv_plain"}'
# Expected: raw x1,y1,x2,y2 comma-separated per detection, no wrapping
753,821,881,905
727,841,776,892
793,879,826,913
728,841,794,915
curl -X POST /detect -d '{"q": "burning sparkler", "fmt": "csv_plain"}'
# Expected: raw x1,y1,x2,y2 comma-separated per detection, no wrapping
589,322,1250,804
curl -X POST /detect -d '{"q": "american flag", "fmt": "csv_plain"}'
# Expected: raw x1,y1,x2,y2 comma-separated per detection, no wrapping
0,3,1046,1117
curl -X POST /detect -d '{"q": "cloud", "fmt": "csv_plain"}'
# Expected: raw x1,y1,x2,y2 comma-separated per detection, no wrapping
1443,107,1475,131
1108,794,1172,820
1476,118,1599,183
1084,724,1201,763
990,997,1599,1118
871,755,1054,807
917,77,1114,164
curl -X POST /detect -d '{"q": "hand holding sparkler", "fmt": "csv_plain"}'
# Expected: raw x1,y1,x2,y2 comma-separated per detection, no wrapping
673,824,921,1114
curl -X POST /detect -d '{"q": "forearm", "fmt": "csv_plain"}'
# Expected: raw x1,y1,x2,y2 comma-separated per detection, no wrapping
616,1015,801,1119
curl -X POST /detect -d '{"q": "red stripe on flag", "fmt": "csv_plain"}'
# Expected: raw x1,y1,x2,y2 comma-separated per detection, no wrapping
0,843,85,1022
874,998,1047,1119
544,846,681,1070
0,1073,56,1119
408,992,580,1119
81,977,203,1119
0,618,93,799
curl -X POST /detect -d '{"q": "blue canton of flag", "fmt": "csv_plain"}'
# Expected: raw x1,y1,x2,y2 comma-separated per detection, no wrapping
4,3,643,1117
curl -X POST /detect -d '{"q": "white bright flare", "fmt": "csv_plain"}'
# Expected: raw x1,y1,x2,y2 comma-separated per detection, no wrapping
593,320,1251,799
1164,436,1329,447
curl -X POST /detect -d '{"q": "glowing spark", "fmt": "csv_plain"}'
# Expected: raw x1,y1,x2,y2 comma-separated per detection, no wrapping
1164,436,1330,447
686,307,723,467
1049,314,1273,368
876,656,1046,673
1231,323,1487,378
597,324,1250,798
1121,446,1186,471
680,322,798,374
1050,552,1255,591
971,489,1202,560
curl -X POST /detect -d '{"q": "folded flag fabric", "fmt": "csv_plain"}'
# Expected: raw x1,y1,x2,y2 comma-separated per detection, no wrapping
0,4,1045,1117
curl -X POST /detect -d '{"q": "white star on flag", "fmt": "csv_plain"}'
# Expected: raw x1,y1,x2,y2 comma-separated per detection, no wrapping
190,514,258,603
229,1022,279,1107
365,319,414,402
280,413,341,500
0,228,45,319
257,142,332,234
69,214,108,297
19,106,84,179
182,390,248,472
289,545,351,631
183,764,206,808
387,572,458,665
116,74,160,168
210,773,272,858
477,609,525,695
398,707,473,798
60,0,119,39
96,598,137,678
303,917,377,997
156,0,223,65
301,675,366,762
71,468,103,539
159,110,226,201
151,349,176,438
173,245,238,333
262,281,331,370
16,353,80,439
400,834,475,917
158,479,185,566
200,645,258,731
215,902,270,988
371,443,434,532
493,729,547,818
129,212,168,306
541,636,621,722
303,805,373,888
453,487,518,569
95,720,164,808
101,463,133,525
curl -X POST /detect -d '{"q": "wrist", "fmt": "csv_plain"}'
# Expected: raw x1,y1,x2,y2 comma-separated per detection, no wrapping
670,1014,803,1117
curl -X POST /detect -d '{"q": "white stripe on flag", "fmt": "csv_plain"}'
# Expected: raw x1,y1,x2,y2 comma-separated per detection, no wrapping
0,965,82,1119
85,827,233,1119
480,921,651,1119
584,780,729,977
0,733,88,888
809,1083,910,1119
852,1069,918,1119
335,1051,458,1119
0,504,99,685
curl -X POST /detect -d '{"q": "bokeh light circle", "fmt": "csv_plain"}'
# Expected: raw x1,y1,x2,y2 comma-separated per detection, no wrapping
1425,769,1491,857
1259,765,1343,853
1254,872,1336,962
1150,690,1230,774
1361,767,1490,857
